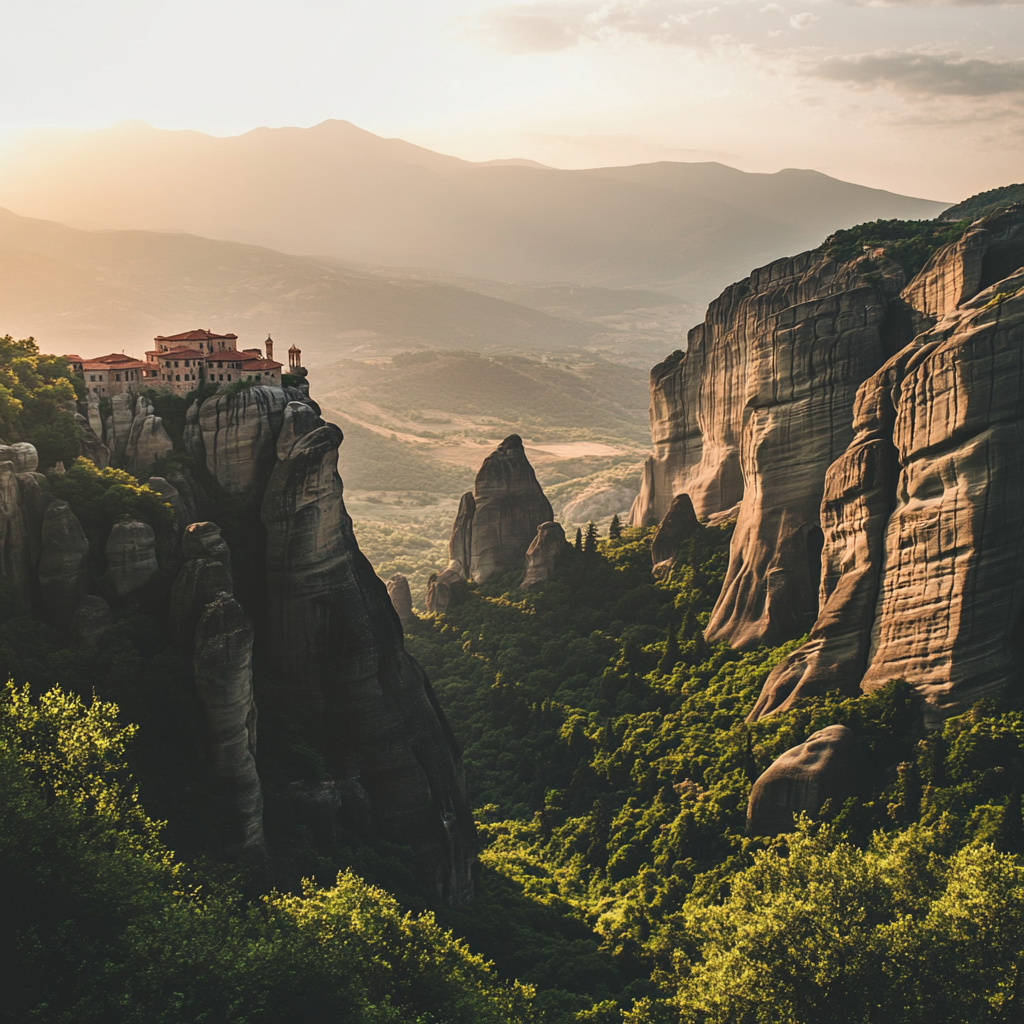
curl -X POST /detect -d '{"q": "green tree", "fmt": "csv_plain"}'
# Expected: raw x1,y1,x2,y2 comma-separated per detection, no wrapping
609,514,622,541
584,522,598,557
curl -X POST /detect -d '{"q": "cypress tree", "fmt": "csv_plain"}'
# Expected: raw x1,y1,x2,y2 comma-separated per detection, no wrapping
574,527,583,551
609,514,622,540
584,521,598,557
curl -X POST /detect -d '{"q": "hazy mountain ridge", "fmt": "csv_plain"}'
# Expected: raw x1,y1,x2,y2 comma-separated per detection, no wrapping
0,120,948,309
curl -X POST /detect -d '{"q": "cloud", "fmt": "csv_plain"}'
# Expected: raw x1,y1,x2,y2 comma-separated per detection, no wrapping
807,50,1024,95
474,1,754,53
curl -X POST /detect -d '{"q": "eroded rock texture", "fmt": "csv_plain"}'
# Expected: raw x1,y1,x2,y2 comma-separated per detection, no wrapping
38,500,89,629
196,386,289,494
426,563,469,615
520,522,568,590
263,417,475,903
125,397,174,478
449,435,552,584
193,594,265,859
387,574,418,628
104,520,160,598
752,208,1024,721
747,725,865,836
71,595,115,647
0,461,33,611
630,250,902,649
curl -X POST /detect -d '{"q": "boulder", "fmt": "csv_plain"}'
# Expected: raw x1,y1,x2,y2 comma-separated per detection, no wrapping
747,725,865,836
104,520,160,597
651,493,700,568
751,208,1024,722
450,434,553,584
426,562,469,614
193,594,265,859
37,500,90,629
262,421,476,904
70,595,116,647
387,573,417,628
5,443,38,473
520,522,568,589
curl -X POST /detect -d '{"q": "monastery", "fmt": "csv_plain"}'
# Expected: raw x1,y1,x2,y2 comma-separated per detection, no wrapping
67,330,303,398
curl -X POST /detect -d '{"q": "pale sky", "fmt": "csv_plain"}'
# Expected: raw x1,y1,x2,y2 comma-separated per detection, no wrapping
2,0,1023,200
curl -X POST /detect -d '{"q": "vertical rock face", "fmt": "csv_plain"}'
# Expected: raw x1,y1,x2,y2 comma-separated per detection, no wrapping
448,492,475,574
198,386,289,494
387,574,417,628
37,501,90,629
193,593,265,859
104,520,160,598
262,417,476,903
520,522,568,590
449,434,553,584
747,725,865,836
105,393,136,465
0,461,33,611
752,208,1024,721
181,521,232,564
651,493,700,569
704,259,899,650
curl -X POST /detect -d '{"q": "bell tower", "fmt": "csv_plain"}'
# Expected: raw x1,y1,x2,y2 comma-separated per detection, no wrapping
288,344,302,371
265,334,274,361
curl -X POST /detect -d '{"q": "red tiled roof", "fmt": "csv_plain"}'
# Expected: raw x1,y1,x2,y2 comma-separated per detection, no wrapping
64,354,84,362
242,359,282,371
204,353,243,362
158,347,206,359
83,359,148,371
92,352,140,364
155,329,237,342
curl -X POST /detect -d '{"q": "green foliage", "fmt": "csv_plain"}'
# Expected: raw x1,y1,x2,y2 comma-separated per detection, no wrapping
608,515,622,541
0,334,82,464
823,218,971,279
48,457,175,550
0,681,536,1024
415,521,1024,1022
942,183,1024,223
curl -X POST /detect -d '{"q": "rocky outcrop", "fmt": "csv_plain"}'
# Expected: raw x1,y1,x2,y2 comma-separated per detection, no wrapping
448,435,553,584
651,493,699,571
426,562,470,614
125,397,174,478
104,393,135,465
449,492,474,576
562,478,638,524
751,207,1024,722
70,595,115,647
195,386,289,494
520,522,568,589
0,443,40,473
181,521,231,564
387,574,417,628
630,249,903,649
0,461,33,611
747,725,865,836
262,416,475,903
193,593,265,859
104,520,160,598
37,501,89,629
75,413,110,468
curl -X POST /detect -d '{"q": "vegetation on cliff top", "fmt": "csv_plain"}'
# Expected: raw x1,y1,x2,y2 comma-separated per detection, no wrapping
823,217,971,279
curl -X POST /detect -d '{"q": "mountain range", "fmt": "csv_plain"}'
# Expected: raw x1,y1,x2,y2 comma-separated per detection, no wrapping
0,120,947,319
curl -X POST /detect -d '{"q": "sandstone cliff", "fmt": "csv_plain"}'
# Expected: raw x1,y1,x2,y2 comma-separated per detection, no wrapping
449,434,553,584
752,208,1024,721
263,402,475,903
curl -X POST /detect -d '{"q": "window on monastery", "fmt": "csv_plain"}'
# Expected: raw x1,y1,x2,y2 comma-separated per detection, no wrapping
90,375,95,381
176,375,180,382
115,374,121,382
174,361,179,368
218,374,223,381
218,361,223,368
227,375,232,381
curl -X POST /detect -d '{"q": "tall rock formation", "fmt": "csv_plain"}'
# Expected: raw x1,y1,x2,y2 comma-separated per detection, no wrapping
449,434,553,584
37,501,90,629
104,520,160,598
386,574,417,628
0,460,34,611
752,207,1024,722
124,397,174,478
650,493,700,572
263,402,475,903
